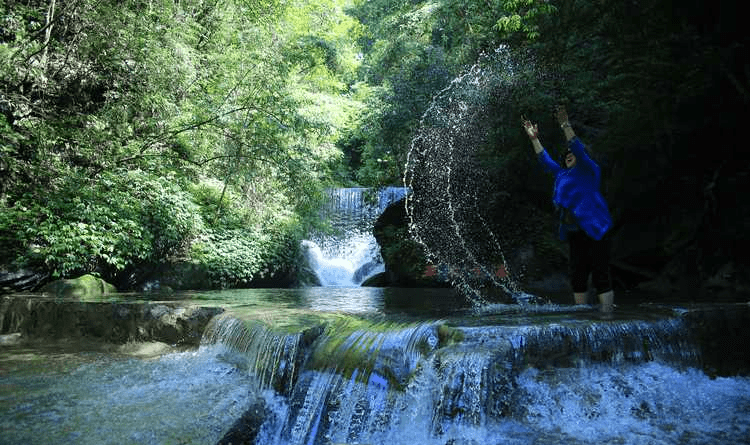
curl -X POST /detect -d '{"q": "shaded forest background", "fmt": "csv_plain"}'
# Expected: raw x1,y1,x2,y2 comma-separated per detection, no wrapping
1,0,747,298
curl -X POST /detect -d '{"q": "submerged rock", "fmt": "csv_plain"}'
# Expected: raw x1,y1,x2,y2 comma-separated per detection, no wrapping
216,400,269,445
117,341,175,358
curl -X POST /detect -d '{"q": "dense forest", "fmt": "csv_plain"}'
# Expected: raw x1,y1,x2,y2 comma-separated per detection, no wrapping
1,0,748,298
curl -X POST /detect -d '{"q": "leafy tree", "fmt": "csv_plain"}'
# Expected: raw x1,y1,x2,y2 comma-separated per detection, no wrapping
0,0,363,288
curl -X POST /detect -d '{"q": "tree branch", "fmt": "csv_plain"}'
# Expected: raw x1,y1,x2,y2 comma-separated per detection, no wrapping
11,0,81,63
136,104,287,155
111,152,280,171
40,0,57,65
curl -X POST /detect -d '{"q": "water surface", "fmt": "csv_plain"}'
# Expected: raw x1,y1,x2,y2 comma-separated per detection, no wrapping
1,287,749,445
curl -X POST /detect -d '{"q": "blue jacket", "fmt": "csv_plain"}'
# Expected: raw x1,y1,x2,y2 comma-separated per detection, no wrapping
538,137,613,241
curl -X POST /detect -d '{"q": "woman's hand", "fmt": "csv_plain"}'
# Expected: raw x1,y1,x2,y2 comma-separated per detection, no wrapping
522,118,539,139
522,117,544,154
555,105,576,141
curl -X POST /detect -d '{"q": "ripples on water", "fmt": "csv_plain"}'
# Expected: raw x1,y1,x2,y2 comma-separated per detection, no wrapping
0,344,256,445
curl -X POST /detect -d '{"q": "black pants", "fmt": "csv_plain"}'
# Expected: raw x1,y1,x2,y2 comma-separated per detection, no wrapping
568,231,612,294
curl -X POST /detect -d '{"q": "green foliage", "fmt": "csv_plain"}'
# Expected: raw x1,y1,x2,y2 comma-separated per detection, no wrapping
2,0,746,290
343,0,558,187
0,170,200,277
189,227,289,289
493,0,557,41
0,0,360,287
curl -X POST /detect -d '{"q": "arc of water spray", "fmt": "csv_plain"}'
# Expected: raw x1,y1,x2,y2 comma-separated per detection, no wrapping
404,57,520,307
470,179,518,295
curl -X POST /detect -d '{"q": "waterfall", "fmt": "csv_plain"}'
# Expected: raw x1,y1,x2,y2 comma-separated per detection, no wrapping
203,304,750,445
303,187,408,286
3,293,749,445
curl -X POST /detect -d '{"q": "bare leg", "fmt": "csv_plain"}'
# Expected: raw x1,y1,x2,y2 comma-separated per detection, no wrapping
598,290,614,313
574,292,587,305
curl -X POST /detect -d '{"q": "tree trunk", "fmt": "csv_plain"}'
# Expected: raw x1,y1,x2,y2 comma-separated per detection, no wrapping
41,0,56,66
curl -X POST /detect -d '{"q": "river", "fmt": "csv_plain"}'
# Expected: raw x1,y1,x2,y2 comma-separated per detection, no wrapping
2,287,749,445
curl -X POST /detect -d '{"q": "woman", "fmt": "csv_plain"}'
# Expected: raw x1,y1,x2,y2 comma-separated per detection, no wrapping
523,106,614,312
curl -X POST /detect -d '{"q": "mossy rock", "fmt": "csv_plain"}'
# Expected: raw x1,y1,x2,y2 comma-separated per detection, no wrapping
437,324,465,347
41,274,117,299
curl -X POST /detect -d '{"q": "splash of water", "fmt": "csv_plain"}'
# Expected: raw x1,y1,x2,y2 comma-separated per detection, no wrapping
404,48,535,306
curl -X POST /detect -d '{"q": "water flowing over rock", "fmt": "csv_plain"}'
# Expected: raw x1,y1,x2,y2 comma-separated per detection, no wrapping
203,304,749,445
2,293,749,445
303,187,408,286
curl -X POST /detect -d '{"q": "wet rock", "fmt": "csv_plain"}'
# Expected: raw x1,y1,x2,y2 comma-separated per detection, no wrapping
360,272,389,287
682,303,750,377
0,296,223,345
372,198,447,287
40,274,117,298
139,280,175,295
0,268,48,293
216,400,268,445
352,260,381,284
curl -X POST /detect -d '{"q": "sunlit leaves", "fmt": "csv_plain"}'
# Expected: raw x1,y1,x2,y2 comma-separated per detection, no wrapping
0,0,411,285
493,0,556,41
1,170,200,277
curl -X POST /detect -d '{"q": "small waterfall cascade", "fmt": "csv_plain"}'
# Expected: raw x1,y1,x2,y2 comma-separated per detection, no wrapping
303,187,408,286
201,313,305,395
202,306,750,445
3,294,749,445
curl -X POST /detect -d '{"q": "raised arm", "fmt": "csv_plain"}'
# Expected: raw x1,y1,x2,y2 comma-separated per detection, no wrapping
555,105,576,141
556,106,601,179
523,117,561,175
523,118,544,154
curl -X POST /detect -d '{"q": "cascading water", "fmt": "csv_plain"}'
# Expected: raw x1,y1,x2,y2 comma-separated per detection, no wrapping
303,187,408,286
2,291,749,444
198,302,750,445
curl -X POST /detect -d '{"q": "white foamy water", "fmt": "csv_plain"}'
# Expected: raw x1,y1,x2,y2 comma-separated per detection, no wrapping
255,361,750,445
516,362,750,444
4,345,747,445
302,187,407,286
302,237,383,286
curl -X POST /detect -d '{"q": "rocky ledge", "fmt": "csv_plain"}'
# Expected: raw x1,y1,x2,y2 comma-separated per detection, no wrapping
0,296,223,346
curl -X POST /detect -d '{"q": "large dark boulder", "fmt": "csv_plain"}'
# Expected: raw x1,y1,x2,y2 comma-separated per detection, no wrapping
371,198,446,287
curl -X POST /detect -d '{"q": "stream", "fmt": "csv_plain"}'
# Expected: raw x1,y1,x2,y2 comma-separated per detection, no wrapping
2,288,749,445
